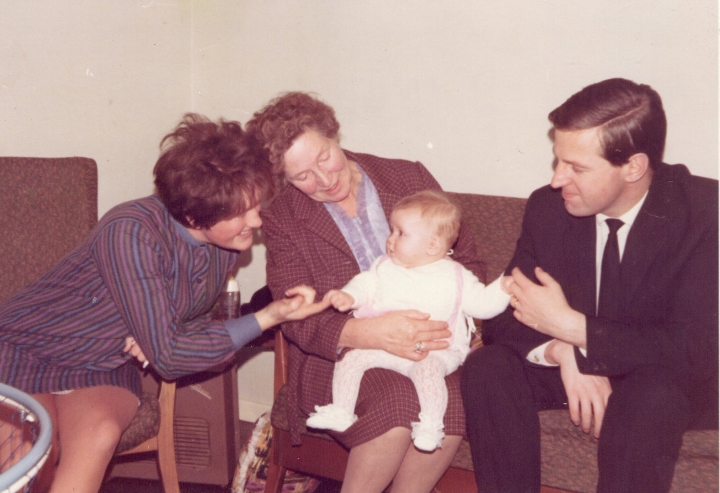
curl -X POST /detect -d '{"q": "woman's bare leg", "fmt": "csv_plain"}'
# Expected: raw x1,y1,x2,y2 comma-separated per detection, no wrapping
49,386,138,493
341,427,411,493
341,428,462,493
390,434,462,493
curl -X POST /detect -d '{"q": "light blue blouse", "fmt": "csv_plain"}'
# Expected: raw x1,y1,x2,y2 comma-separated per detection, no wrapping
324,165,390,271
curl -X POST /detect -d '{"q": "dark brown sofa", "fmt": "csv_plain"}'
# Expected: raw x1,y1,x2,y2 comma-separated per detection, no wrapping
267,191,718,493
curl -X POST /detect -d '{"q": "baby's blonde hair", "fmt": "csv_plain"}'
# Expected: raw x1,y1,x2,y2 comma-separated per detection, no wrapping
393,190,461,250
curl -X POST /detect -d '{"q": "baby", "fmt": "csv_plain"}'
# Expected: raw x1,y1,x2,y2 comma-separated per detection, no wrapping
307,190,511,451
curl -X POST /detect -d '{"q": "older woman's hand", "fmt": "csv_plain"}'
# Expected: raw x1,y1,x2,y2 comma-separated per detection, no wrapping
339,310,451,361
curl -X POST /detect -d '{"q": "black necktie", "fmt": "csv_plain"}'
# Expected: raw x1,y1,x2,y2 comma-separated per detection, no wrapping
598,218,624,319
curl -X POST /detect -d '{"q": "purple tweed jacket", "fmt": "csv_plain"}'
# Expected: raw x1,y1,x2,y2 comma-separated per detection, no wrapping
261,150,486,443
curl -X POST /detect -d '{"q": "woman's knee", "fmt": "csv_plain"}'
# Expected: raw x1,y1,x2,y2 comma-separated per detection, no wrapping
89,415,132,453
56,387,138,456
79,403,137,454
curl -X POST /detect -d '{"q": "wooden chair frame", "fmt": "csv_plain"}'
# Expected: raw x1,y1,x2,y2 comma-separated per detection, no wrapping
264,331,348,492
115,381,180,493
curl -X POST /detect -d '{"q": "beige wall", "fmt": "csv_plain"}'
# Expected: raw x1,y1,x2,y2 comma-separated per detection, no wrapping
193,0,718,193
1,0,192,215
2,0,717,420
191,0,719,301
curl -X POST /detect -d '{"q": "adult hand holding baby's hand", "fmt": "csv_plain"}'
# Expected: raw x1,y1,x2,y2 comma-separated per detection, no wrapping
256,285,331,330
323,289,355,312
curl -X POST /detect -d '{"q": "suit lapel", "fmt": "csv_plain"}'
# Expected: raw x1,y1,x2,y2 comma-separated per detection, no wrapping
348,151,402,220
288,186,355,259
621,173,677,305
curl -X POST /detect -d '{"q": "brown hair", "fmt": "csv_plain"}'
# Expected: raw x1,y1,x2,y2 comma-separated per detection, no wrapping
154,113,274,229
245,92,340,178
548,78,666,169
393,190,461,250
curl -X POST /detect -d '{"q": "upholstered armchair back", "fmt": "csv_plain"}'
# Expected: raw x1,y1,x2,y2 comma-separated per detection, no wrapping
448,192,527,281
0,157,97,304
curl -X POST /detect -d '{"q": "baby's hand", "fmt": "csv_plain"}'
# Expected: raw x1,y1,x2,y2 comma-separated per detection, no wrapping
323,289,355,312
500,275,515,294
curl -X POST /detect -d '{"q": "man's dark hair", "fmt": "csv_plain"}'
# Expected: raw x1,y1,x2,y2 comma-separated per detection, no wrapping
549,78,666,169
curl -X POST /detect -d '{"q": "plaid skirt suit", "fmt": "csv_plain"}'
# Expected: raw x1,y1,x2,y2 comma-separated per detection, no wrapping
261,150,486,447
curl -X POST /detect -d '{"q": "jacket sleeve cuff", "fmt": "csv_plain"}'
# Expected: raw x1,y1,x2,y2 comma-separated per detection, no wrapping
574,344,590,371
225,314,263,349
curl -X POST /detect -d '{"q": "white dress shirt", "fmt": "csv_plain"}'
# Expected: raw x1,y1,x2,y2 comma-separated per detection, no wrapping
526,191,649,365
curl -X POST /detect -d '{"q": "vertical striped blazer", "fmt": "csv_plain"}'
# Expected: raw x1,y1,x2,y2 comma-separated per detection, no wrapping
0,196,240,397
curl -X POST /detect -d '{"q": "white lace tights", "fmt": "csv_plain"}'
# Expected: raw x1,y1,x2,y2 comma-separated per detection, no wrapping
331,349,450,424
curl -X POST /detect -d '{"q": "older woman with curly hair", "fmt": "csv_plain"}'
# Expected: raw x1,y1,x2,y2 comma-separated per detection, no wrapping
246,93,486,493
0,113,328,493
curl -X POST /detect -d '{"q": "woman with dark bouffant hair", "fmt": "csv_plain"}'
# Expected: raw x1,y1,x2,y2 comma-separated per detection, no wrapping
0,113,328,493
246,93,486,493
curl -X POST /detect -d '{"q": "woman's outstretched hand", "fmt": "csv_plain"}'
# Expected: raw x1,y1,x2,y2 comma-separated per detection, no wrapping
255,285,331,330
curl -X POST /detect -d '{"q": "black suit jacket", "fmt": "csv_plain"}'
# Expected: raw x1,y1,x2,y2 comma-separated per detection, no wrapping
483,163,718,406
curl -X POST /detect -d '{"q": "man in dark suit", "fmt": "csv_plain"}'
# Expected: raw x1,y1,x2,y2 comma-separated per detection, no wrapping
461,78,718,493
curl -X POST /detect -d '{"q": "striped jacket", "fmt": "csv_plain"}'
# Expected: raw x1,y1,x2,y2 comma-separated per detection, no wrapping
0,196,240,396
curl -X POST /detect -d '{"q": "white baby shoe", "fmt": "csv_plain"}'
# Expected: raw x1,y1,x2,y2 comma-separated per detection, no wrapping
411,414,445,451
306,404,358,432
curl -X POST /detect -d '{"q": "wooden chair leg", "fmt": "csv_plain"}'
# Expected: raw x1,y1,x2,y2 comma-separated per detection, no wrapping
156,381,180,493
265,429,287,493
264,463,287,493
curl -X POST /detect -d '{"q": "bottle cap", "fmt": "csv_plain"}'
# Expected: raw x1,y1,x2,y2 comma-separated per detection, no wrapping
227,278,240,292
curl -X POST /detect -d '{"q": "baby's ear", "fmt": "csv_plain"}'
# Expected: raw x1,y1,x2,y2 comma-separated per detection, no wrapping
427,236,444,256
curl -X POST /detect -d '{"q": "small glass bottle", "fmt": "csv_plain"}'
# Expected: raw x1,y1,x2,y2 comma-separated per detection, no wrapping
219,276,241,320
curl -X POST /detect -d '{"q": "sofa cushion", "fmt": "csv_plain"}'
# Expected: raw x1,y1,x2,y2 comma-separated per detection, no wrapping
0,157,97,304
448,408,719,492
447,192,526,280
114,391,160,454
538,409,719,493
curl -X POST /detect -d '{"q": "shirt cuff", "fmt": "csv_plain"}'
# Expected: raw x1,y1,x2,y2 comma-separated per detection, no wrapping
526,340,557,366
224,314,263,350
